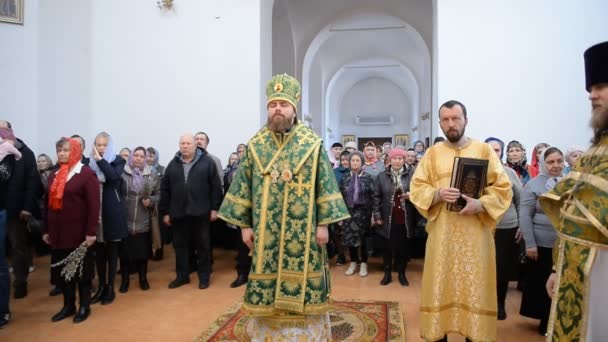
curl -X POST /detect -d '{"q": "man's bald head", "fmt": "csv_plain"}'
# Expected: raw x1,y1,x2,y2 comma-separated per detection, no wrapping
179,133,197,160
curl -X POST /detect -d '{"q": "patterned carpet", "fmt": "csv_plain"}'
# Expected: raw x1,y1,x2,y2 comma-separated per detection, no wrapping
197,299,406,341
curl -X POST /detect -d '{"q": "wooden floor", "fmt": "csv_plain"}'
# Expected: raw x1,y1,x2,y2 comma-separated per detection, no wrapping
0,248,545,341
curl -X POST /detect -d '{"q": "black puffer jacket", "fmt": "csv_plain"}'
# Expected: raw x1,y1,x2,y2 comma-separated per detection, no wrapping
6,139,42,219
159,147,222,219
0,155,16,210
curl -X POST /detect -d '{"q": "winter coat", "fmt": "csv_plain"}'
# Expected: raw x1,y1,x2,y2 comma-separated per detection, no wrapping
372,167,418,239
333,166,349,185
97,156,128,241
159,147,222,219
121,164,160,235
43,164,100,249
339,171,375,247
6,139,42,219
0,155,15,210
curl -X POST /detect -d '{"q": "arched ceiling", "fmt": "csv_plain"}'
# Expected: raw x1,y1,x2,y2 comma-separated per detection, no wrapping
326,58,419,130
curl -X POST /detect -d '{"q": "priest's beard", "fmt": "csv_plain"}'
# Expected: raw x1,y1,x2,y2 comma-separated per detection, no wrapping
267,114,295,133
443,127,466,143
591,106,608,145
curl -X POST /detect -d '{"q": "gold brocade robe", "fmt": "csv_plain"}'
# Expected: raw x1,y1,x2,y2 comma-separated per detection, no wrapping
218,123,350,316
410,139,512,342
539,136,608,342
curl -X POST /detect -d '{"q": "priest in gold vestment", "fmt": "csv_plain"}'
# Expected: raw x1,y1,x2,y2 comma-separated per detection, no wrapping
542,41,608,342
218,74,350,341
410,100,512,342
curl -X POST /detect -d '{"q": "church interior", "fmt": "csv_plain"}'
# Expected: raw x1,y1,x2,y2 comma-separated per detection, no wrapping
1,0,607,341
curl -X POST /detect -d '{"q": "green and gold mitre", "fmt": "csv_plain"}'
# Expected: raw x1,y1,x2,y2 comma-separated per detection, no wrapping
266,73,301,111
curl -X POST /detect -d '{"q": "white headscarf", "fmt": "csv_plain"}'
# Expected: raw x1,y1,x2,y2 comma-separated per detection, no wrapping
88,132,117,183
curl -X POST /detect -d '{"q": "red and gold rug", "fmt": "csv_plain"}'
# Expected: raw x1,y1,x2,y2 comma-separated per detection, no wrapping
197,299,406,341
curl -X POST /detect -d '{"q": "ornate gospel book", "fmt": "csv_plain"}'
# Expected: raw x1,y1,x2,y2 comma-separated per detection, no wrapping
447,157,488,212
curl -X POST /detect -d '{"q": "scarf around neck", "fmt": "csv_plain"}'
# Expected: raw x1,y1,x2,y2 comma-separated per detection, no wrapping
49,138,82,211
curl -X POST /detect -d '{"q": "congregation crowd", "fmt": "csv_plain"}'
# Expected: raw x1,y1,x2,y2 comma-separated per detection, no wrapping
0,116,581,334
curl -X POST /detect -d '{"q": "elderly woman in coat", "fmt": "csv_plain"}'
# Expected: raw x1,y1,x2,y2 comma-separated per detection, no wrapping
121,147,159,291
42,138,99,323
373,148,418,286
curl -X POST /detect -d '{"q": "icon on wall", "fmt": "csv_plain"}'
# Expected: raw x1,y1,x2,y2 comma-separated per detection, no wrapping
0,0,24,25
393,134,409,148
341,135,355,145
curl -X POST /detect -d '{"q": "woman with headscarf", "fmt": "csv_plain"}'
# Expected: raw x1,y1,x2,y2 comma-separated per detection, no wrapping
519,147,564,335
121,147,159,291
42,137,99,323
118,147,130,161
486,137,523,320
373,148,418,287
331,150,351,266
146,147,166,260
146,147,165,178
37,154,54,191
88,132,128,305
564,146,584,174
529,143,550,179
339,151,376,277
506,140,532,186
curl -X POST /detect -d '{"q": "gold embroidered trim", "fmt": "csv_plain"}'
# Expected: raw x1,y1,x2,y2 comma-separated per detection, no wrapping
420,302,497,316
317,214,351,226
547,238,565,339
316,193,343,204
262,125,302,175
255,176,272,273
574,199,608,238
224,193,252,208
568,170,608,193
247,140,266,175
294,140,321,174
301,144,321,308
274,177,291,307
249,273,278,280
216,213,250,229
580,247,597,340
557,231,608,249
242,302,331,316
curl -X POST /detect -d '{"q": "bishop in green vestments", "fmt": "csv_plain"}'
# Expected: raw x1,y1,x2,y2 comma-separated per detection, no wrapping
218,74,349,341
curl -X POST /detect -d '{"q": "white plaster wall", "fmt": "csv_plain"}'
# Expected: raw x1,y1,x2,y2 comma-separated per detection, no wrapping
436,0,608,157
89,0,264,165
37,0,92,156
338,77,411,143
0,0,39,151
272,0,295,77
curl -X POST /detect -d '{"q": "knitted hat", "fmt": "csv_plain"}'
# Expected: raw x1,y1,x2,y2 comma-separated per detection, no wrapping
388,148,407,160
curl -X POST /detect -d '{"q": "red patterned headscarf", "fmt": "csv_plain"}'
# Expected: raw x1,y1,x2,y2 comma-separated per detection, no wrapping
49,138,82,211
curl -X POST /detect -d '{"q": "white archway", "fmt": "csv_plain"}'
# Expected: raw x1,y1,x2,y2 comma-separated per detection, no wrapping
299,9,431,144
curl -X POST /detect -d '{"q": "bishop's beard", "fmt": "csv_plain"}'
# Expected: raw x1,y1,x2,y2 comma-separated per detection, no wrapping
267,114,295,133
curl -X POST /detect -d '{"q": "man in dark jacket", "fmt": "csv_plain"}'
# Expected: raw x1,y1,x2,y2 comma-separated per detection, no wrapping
0,120,42,299
160,133,222,290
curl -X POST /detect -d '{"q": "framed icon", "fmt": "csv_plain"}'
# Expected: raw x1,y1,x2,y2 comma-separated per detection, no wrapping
393,134,409,148
0,0,24,25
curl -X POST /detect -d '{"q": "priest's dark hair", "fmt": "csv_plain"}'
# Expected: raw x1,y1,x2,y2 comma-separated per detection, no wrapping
439,100,467,119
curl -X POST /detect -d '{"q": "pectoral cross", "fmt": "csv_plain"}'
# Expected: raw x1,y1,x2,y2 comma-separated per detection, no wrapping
270,164,280,183
295,175,312,197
